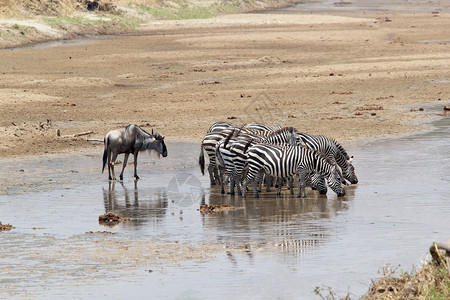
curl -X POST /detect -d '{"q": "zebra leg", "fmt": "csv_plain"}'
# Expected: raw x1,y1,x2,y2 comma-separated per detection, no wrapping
242,178,248,198
220,174,225,194
276,177,283,195
236,180,242,197
297,172,307,198
265,175,273,192
257,174,263,192
213,165,221,185
288,177,294,195
207,163,216,186
252,178,260,198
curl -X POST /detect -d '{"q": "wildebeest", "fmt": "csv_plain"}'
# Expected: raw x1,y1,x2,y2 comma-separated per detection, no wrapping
102,125,168,180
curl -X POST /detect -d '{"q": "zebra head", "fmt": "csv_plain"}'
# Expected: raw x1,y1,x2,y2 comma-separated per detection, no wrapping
326,165,345,197
306,171,328,195
343,156,358,184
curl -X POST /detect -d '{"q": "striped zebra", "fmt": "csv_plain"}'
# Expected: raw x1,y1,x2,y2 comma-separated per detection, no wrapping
215,127,297,196
243,122,283,132
199,123,280,186
199,128,237,185
294,131,358,185
207,121,238,133
242,143,345,198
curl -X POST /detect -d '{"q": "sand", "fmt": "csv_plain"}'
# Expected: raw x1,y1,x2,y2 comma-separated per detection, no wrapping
0,2,449,158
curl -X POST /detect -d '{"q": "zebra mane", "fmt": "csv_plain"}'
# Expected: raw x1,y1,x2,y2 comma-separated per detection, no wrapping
267,126,294,136
332,138,350,160
312,148,335,166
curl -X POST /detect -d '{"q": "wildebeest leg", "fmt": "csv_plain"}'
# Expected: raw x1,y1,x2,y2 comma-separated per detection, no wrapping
133,151,140,180
107,149,113,180
109,151,119,180
119,152,130,181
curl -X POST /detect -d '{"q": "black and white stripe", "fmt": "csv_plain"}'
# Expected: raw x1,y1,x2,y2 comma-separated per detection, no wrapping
295,131,358,186
242,143,345,198
216,127,296,195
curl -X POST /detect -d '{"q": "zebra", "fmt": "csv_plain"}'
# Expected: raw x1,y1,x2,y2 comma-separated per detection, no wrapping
243,122,283,132
215,127,297,195
207,121,238,133
294,131,358,185
242,143,345,198
199,128,236,185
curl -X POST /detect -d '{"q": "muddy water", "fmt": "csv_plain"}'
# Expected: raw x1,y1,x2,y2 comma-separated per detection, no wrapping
1,115,449,299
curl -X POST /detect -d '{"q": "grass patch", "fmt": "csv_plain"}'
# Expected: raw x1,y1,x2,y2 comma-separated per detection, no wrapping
136,1,240,20
364,261,450,300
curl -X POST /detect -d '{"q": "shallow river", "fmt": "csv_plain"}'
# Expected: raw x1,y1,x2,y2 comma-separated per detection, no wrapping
1,112,449,299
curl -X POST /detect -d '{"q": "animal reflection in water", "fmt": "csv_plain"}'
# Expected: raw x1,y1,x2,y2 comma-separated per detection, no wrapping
102,125,168,181
102,180,168,227
204,191,353,264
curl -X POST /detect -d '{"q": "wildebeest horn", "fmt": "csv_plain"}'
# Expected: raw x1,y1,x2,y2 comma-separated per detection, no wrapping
152,129,154,135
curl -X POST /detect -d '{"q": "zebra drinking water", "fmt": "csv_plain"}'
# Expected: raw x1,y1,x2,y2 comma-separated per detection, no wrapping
294,131,358,185
215,127,297,195
242,143,345,198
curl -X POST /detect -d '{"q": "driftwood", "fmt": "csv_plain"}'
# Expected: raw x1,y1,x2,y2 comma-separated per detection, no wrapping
61,130,94,138
73,130,94,137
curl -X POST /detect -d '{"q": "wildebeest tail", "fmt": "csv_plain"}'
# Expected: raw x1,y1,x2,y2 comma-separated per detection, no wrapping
102,136,108,173
199,143,205,175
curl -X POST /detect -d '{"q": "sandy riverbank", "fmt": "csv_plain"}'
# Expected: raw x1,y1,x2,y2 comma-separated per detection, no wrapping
0,0,449,159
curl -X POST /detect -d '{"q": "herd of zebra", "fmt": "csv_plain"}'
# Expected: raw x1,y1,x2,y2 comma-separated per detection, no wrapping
198,121,358,198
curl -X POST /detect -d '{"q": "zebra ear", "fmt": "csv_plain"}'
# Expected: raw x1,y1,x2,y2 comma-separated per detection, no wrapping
348,156,353,163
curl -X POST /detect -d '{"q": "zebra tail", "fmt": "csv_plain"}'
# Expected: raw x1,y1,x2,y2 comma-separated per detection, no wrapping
215,146,225,169
102,137,108,173
199,144,205,175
